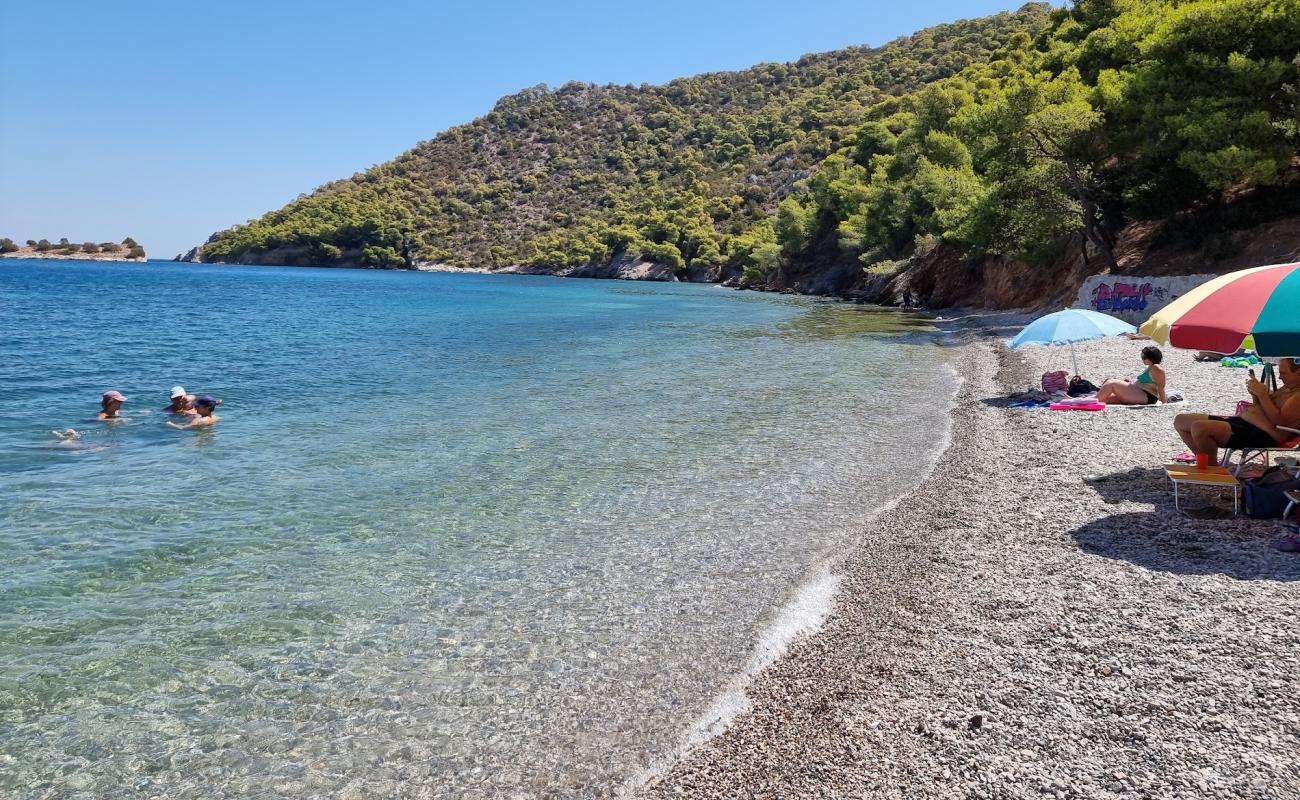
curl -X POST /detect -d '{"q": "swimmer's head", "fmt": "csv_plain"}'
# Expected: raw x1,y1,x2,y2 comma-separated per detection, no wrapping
194,395,217,413
101,390,127,411
170,385,187,400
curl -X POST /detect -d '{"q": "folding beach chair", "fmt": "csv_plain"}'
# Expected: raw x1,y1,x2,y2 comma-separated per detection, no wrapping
1284,489,1300,530
1221,426,1300,477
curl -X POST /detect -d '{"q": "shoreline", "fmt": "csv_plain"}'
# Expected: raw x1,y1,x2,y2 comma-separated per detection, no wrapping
642,334,1300,798
0,251,146,263
626,358,965,796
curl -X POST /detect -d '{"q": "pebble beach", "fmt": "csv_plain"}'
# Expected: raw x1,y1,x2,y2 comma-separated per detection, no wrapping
643,331,1300,799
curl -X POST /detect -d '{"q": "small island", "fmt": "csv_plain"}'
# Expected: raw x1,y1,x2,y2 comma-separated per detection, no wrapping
0,236,146,262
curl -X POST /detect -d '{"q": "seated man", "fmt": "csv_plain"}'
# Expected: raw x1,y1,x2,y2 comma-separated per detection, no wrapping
1175,357,1300,464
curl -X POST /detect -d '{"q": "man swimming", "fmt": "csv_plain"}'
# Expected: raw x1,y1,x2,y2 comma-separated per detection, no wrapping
164,385,222,415
163,385,196,415
166,395,220,429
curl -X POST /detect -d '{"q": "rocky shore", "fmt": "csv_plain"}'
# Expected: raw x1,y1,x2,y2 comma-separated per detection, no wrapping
642,332,1300,799
0,248,145,262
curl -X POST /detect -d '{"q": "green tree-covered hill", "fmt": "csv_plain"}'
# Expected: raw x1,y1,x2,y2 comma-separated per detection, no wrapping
192,4,1053,270
195,1,1300,296
768,0,1300,296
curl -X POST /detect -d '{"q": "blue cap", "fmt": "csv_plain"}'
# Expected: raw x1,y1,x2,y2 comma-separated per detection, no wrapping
195,395,217,408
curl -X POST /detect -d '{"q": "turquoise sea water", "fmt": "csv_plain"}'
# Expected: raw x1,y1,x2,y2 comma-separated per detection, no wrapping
1,260,956,798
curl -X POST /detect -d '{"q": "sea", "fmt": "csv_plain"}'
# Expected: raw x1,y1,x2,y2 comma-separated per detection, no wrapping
0,259,958,798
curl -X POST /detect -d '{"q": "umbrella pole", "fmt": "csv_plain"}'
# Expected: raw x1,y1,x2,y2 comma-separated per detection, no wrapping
1070,341,1079,376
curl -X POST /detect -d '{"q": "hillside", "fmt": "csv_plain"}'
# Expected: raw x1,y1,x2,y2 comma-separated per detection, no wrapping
751,0,1300,304
187,4,1053,271
191,1,1300,309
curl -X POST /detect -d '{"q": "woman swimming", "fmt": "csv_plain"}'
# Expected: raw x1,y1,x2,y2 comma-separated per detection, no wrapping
53,390,128,439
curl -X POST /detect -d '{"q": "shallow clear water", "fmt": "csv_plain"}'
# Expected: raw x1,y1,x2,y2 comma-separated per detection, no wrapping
0,260,956,798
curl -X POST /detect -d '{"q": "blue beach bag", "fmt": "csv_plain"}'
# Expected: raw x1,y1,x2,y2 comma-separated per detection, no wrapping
1242,467,1300,519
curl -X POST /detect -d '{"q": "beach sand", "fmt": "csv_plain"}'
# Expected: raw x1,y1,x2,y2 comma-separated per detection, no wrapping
642,334,1300,799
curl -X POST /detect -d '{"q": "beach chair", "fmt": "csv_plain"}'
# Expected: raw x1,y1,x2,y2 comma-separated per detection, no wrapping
1221,425,1300,477
1284,489,1300,529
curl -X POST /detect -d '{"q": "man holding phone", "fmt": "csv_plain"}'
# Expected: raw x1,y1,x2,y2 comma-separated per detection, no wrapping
1174,357,1300,466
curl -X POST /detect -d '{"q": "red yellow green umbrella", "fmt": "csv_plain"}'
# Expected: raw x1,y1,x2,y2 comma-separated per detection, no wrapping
1139,262,1300,356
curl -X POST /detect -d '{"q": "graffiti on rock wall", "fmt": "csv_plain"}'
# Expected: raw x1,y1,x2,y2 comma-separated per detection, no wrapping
1090,281,1169,313
1076,273,1215,324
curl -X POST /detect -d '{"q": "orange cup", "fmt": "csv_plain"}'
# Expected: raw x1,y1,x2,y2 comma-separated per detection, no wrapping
1195,452,1210,470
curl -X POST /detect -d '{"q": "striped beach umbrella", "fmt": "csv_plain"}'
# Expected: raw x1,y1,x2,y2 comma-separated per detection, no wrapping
1139,263,1300,357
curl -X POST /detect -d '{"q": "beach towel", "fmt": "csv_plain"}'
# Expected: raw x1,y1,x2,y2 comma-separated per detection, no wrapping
1221,355,1262,368
1050,397,1106,411
1107,393,1185,409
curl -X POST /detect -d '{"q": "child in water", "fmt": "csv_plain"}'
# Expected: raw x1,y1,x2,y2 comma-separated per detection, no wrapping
166,395,220,429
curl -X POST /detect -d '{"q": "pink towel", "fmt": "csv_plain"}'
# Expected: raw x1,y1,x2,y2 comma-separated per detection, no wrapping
1050,401,1106,411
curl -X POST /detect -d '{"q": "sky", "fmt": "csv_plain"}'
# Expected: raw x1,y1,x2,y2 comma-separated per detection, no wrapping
0,0,1035,259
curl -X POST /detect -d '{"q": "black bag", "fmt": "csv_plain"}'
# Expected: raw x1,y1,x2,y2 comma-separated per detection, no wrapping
1068,377,1100,397
1242,466,1300,519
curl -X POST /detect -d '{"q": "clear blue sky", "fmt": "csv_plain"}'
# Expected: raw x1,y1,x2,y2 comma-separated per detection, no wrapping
0,0,1034,258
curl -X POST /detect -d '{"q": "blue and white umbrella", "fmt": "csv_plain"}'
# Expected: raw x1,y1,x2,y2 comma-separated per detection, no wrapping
1009,308,1137,375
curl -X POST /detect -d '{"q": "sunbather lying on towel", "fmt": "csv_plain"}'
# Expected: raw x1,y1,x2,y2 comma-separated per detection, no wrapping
1174,357,1300,464
1096,346,1167,405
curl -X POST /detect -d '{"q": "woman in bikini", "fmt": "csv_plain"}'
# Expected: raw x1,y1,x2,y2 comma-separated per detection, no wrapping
1096,346,1167,405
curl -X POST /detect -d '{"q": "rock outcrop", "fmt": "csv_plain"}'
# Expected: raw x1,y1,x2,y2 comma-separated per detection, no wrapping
500,251,681,282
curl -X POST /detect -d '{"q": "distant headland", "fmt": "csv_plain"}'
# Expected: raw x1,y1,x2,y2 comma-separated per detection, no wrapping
0,237,147,262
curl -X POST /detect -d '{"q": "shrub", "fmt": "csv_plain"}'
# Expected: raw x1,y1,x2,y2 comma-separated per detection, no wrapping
126,244,146,259
741,241,783,285
34,239,53,252
775,197,813,254
100,242,122,253
640,241,684,270
309,242,342,263
122,237,138,247
82,242,100,254
0,238,19,253
361,245,402,267
25,239,36,246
